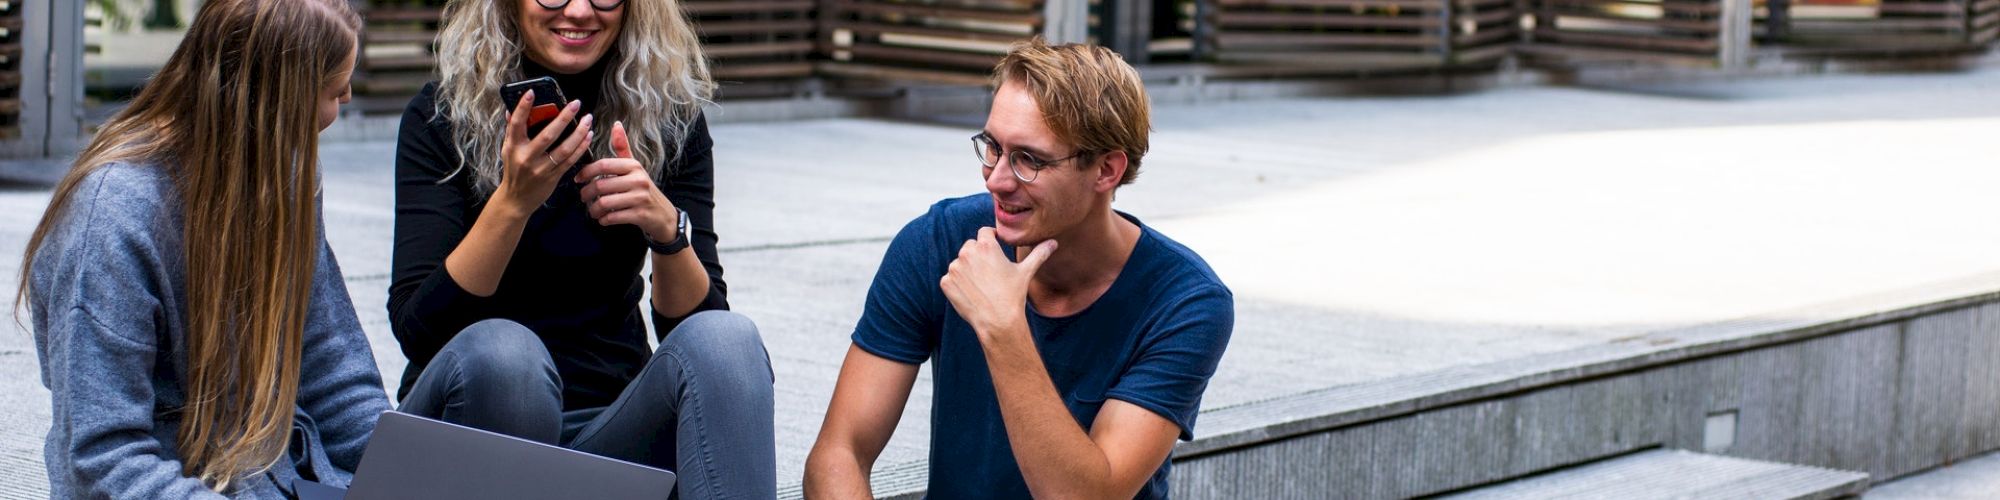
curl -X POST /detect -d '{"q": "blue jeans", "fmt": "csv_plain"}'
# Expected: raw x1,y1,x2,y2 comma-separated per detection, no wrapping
397,311,776,499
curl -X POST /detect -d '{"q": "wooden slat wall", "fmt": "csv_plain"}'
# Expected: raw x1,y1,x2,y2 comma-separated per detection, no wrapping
332,0,2000,108
352,0,819,109
1522,0,1726,59
820,0,1046,86
1208,0,1520,71
686,0,816,95
1455,0,1523,64
1976,0,2000,43
0,2,22,139
355,1,444,113
1764,0,1996,49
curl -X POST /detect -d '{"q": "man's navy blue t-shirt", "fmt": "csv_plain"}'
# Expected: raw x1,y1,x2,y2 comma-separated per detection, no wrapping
852,193,1234,499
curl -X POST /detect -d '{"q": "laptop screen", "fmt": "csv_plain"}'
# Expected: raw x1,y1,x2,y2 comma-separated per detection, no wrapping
346,411,676,499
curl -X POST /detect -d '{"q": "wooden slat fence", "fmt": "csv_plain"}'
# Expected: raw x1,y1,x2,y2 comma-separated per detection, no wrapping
820,0,1048,86
1207,0,1522,72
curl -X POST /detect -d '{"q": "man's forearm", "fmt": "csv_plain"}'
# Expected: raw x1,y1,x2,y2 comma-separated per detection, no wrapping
809,345,922,500
980,323,1116,498
803,444,875,500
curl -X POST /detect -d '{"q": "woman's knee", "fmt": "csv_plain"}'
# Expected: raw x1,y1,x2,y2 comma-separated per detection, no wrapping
663,311,772,384
444,319,559,388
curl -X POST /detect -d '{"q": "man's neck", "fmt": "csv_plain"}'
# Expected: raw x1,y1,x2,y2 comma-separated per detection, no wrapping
1024,202,1140,317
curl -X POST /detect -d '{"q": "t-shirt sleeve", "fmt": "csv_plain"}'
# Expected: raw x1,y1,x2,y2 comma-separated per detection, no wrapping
1105,285,1234,441
850,210,948,365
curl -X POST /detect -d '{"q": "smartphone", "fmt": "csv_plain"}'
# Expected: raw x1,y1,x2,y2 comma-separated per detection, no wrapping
500,76,568,127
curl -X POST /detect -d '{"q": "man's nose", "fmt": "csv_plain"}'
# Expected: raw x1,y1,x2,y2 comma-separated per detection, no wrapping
986,158,1020,192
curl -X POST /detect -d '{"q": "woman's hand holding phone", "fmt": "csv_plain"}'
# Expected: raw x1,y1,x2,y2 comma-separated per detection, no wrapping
496,90,593,214
575,121,679,240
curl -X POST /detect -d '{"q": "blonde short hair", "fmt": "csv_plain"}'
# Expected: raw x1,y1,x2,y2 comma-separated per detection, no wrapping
991,37,1151,185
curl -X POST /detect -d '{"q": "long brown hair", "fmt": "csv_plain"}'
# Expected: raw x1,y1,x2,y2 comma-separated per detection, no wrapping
15,0,359,491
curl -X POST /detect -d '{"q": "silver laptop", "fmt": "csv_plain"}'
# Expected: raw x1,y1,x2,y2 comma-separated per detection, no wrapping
298,411,676,499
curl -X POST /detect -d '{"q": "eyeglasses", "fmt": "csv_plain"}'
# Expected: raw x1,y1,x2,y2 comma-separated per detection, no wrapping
971,132,1088,184
535,0,625,11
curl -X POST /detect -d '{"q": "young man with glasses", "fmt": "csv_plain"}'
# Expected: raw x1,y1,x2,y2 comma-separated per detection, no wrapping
805,38,1234,499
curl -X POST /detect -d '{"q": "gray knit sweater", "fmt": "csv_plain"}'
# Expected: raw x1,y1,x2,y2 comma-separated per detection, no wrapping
29,162,389,499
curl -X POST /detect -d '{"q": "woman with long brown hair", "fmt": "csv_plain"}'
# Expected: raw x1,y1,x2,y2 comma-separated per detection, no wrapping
18,0,386,497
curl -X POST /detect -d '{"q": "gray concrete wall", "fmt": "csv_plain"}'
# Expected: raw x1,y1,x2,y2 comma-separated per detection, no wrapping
1170,299,2000,498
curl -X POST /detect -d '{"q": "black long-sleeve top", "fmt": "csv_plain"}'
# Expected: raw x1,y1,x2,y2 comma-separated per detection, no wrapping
388,59,728,410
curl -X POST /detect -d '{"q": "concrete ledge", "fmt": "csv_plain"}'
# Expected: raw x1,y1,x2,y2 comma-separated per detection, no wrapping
0,159,70,185
1868,449,2000,499
1166,273,2000,498
1183,271,2000,460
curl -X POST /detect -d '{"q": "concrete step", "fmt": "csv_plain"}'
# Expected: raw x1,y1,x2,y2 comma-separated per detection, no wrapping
1866,449,2000,499
1441,449,1868,500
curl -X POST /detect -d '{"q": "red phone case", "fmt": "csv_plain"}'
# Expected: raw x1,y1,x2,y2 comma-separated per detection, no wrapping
528,104,560,125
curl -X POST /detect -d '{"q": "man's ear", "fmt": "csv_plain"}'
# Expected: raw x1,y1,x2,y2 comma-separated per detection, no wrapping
1094,150,1128,194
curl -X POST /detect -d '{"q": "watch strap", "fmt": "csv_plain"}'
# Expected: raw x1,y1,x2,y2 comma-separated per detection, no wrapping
647,208,692,255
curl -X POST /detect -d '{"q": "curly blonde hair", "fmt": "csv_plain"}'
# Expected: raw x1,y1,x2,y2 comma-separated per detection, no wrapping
433,0,715,196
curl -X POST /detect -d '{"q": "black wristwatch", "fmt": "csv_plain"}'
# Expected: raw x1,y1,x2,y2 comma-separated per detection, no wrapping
647,208,692,255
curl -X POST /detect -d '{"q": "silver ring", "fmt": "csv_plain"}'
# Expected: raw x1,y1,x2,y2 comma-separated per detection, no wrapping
545,152,560,169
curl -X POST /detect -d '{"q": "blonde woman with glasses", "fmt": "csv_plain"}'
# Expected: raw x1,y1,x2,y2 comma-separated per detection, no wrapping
387,0,774,496
17,0,386,497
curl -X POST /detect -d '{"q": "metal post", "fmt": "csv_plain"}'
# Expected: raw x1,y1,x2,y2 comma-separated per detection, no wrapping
1440,0,1457,66
49,0,84,158
1766,0,1790,42
1043,0,1090,45
1192,0,1213,61
1718,0,1753,70
1103,0,1154,64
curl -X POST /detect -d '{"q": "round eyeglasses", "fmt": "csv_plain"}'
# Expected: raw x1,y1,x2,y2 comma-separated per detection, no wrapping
971,132,1087,184
535,0,625,11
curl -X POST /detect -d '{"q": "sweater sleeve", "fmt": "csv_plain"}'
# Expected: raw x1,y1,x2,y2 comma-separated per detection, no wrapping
31,172,227,499
649,113,731,340
296,219,390,473
387,84,492,374
42,308,229,500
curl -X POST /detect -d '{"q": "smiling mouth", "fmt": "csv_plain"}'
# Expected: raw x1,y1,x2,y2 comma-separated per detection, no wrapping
554,29,595,41
998,202,1030,215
